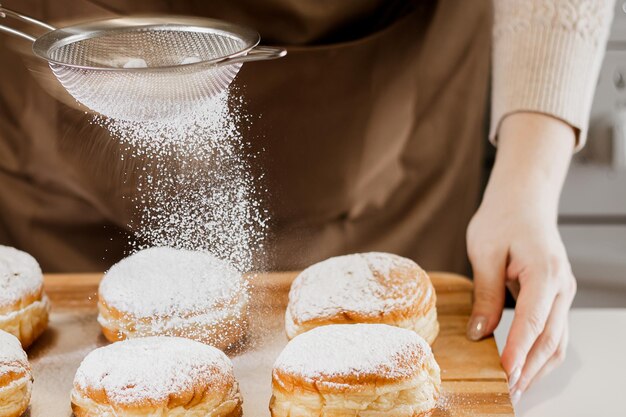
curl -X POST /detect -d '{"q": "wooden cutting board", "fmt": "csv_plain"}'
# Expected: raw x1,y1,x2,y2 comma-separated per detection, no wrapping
26,272,514,416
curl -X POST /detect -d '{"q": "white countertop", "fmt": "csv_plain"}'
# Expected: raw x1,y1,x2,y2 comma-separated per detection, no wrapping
494,309,626,417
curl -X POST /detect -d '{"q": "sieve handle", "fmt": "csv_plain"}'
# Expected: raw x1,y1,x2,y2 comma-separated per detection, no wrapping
0,4,56,43
224,46,287,65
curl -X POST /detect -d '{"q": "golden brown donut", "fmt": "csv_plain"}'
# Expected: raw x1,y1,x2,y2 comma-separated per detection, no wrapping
286,252,439,344
71,336,243,417
0,330,32,417
0,245,50,348
97,247,248,350
271,324,441,417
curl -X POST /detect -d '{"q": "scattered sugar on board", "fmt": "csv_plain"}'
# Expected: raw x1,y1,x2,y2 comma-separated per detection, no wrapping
74,337,233,405
0,245,42,309
94,90,267,273
436,391,452,412
289,252,424,322
100,247,244,318
274,324,430,381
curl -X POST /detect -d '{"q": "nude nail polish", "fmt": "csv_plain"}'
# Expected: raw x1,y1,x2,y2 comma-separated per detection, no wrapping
466,316,487,341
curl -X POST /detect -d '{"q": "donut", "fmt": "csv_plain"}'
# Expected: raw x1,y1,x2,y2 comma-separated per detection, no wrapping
71,336,243,417
0,330,32,417
97,247,248,350
0,245,50,348
270,324,441,417
285,252,439,344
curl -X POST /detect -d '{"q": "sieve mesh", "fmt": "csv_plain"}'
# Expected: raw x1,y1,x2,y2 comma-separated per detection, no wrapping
1,7,285,121
47,29,247,121
48,29,245,67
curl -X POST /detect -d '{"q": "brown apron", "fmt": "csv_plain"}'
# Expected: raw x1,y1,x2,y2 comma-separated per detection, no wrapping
0,0,491,273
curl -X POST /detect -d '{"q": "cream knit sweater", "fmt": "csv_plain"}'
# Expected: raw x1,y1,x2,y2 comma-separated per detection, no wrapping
491,0,615,150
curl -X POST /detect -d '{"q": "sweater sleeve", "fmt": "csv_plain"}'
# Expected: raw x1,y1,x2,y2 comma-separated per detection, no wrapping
490,0,615,150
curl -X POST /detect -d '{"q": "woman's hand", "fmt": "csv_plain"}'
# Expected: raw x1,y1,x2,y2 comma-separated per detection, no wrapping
466,112,577,404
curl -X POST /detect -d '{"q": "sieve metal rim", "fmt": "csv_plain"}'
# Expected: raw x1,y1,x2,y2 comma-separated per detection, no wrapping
32,15,261,72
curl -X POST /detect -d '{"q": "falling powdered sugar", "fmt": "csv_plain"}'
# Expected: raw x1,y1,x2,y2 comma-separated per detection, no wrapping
94,89,267,272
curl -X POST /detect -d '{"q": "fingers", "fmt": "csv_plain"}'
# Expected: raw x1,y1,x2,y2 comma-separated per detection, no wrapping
466,247,507,341
500,264,558,383
530,323,569,388
510,287,573,398
510,324,569,405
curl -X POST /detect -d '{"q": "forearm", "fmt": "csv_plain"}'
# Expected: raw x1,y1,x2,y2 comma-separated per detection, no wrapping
491,0,614,150
484,112,575,218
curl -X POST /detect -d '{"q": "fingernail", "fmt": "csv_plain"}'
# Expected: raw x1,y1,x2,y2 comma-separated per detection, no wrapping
508,367,521,390
466,316,488,341
511,389,521,405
